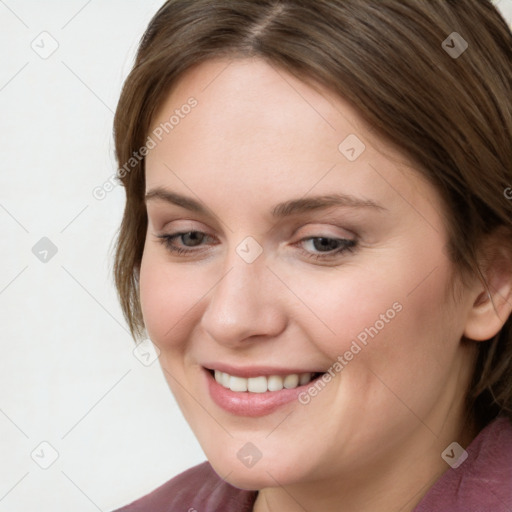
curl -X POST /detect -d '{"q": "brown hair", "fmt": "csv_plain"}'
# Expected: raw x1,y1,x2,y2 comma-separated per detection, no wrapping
113,0,512,427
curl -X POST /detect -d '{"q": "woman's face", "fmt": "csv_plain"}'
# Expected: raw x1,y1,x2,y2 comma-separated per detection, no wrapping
140,57,478,491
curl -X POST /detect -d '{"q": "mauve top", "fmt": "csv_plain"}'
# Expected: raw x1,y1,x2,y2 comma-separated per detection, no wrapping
113,417,512,512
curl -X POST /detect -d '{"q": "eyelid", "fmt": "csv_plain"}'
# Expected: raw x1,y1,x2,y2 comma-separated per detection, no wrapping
292,222,357,241
154,217,215,235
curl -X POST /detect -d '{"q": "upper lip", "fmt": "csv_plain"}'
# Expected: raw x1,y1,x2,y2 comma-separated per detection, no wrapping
203,363,324,378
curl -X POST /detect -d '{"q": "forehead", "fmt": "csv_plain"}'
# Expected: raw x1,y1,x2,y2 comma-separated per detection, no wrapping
145,57,441,222
148,57,368,156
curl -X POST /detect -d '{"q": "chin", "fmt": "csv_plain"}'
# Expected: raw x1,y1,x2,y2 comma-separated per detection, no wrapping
207,453,307,491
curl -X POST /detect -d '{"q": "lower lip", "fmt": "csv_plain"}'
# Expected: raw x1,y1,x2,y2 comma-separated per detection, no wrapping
204,368,317,417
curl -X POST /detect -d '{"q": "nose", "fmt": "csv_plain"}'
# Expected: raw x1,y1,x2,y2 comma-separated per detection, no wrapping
200,254,288,347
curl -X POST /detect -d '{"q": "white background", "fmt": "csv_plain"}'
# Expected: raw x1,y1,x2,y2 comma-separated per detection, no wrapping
1,1,511,511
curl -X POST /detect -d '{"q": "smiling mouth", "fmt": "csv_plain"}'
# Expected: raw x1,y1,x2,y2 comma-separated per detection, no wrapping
207,369,325,393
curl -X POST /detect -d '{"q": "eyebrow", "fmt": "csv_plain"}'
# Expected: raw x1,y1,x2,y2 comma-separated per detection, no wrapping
144,187,386,218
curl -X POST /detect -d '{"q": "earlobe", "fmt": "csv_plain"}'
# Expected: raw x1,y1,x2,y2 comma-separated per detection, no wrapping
463,243,512,342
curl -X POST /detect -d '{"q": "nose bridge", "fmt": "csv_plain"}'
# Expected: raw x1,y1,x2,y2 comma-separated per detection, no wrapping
210,253,267,320
218,258,261,308
200,249,285,344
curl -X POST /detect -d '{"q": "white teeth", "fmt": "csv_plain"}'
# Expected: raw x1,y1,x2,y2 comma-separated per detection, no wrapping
221,372,230,387
283,374,299,389
247,376,267,393
229,375,248,392
267,375,284,391
213,370,315,392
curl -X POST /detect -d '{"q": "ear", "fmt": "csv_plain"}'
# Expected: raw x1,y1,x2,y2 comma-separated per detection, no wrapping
463,233,512,341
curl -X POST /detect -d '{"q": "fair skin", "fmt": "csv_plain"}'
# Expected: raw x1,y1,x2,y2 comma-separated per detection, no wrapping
139,57,509,512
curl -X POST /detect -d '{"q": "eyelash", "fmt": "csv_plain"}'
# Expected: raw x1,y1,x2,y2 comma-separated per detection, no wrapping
155,231,357,261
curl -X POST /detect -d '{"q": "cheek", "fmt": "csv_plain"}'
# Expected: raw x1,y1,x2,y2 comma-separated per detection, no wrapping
139,248,206,347
296,265,404,355
314,256,459,377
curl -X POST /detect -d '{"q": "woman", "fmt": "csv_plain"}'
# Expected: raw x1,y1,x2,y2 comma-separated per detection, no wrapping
111,0,512,510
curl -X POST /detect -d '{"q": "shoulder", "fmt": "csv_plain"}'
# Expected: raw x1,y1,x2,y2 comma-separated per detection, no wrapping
111,461,257,512
414,416,512,511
